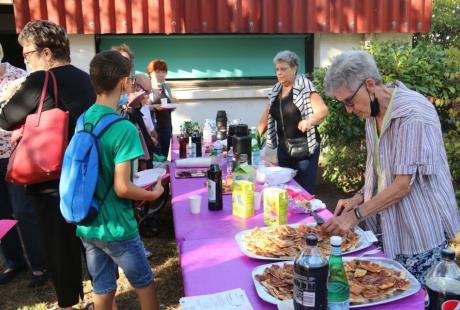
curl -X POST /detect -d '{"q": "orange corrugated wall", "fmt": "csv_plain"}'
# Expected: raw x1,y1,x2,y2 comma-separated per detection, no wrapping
13,0,432,34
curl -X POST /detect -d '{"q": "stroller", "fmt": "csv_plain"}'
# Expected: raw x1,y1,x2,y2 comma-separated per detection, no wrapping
121,92,169,237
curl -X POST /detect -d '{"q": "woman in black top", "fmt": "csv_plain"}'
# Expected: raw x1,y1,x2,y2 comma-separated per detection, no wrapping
0,20,95,310
262,50,329,193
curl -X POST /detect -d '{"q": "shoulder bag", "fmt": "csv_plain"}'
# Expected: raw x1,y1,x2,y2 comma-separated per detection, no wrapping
6,70,69,185
279,95,311,160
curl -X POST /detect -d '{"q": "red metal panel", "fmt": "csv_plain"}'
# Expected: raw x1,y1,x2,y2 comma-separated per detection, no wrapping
131,0,148,33
147,0,161,33
200,0,217,32
13,0,433,34
13,0,31,33
82,0,101,34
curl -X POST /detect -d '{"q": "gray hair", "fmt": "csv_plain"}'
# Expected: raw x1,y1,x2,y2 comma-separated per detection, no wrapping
323,50,382,96
273,50,299,68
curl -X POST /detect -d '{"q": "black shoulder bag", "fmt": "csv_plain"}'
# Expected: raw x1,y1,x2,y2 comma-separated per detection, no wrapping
279,95,311,160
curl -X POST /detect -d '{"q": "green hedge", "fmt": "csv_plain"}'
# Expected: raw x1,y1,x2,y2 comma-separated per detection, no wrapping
315,41,460,198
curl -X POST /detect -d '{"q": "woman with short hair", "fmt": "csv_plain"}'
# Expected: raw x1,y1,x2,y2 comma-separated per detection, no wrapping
323,50,460,283
264,50,329,193
146,59,179,158
0,20,95,309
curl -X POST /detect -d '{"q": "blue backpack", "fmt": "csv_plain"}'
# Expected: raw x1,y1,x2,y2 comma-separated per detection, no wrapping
60,113,124,225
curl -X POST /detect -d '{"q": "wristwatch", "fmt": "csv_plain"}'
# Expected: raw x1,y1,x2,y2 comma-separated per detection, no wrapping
354,207,364,221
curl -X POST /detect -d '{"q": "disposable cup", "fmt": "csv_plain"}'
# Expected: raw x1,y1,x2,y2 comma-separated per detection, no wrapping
161,98,168,106
254,191,262,210
189,195,202,214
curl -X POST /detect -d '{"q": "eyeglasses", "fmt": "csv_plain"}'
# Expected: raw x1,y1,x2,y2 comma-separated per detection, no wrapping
22,50,37,63
341,81,365,107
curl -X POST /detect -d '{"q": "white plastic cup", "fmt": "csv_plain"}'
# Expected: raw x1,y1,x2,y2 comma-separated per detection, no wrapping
161,98,168,106
189,195,202,214
254,191,262,210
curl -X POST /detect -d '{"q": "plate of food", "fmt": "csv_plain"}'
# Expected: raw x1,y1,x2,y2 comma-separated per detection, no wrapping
252,257,420,307
235,224,371,260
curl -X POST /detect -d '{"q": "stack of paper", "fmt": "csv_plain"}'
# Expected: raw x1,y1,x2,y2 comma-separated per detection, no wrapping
179,288,254,310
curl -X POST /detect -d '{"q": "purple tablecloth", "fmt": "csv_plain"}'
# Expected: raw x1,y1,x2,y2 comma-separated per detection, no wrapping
179,237,425,310
168,144,424,309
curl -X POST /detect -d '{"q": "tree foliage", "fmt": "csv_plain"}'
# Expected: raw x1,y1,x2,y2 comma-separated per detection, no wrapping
413,0,460,48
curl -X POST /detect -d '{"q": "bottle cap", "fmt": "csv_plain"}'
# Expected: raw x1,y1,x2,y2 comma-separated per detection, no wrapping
305,235,318,246
441,249,456,261
330,236,343,246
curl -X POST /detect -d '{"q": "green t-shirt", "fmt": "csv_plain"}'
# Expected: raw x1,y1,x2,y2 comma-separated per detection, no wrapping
76,104,144,242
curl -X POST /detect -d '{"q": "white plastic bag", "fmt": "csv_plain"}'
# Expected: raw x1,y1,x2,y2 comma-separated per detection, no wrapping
256,166,296,185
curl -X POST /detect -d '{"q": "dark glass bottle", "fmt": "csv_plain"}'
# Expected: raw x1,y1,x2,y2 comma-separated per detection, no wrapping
293,235,329,310
207,161,223,211
179,135,188,159
192,134,202,157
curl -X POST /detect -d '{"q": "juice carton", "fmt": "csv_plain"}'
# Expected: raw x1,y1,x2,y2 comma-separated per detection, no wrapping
263,188,288,226
232,180,255,219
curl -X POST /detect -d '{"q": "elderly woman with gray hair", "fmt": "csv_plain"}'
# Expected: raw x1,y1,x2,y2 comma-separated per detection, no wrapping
323,50,460,283
261,50,328,193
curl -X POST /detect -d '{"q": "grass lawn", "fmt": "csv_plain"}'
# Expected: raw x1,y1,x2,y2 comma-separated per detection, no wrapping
0,204,183,310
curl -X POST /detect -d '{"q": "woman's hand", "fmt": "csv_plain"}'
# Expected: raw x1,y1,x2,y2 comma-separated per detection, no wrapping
323,208,358,235
334,195,362,216
297,119,313,133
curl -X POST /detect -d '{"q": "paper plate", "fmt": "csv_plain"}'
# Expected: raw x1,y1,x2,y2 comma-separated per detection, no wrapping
133,168,166,188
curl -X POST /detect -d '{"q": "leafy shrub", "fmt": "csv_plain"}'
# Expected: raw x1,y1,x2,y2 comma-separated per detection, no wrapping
313,68,366,192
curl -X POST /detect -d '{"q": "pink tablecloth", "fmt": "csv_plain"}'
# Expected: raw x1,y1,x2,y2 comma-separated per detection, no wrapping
180,237,425,310
168,144,424,309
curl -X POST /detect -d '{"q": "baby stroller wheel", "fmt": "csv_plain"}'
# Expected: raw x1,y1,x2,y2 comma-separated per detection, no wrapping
139,216,160,238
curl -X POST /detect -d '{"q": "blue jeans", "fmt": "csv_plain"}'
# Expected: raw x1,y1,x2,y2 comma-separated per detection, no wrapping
156,127,172,158
82,235,153,295
0,158,46,272
277,145,320,194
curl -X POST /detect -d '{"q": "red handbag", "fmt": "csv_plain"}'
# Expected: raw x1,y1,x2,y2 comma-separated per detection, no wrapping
6,70,69,185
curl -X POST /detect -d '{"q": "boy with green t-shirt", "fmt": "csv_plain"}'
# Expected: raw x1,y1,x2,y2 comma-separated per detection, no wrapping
77,51,163,310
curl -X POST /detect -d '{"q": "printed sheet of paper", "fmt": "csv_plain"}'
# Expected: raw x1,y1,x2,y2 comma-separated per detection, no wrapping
179,288,254,310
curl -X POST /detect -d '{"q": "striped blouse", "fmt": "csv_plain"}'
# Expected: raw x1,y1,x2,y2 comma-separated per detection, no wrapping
266,74,318,155
363,81,460,258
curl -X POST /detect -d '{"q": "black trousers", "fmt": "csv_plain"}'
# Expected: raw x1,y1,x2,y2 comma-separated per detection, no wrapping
29,190,83,308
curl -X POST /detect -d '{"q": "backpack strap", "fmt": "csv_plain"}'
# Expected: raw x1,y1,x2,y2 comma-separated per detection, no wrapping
93,114,124,137
76,113,85,132
89,113,125,207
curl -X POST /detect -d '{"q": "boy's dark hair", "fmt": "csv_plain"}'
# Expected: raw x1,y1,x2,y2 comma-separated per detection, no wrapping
18,20,70,62
90,51,131,95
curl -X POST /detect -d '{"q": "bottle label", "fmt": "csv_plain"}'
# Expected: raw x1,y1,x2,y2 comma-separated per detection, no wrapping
294,272,317,307
208,180,216,202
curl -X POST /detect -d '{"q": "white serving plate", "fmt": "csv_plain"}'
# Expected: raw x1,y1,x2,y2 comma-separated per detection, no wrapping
133,168,166,188
252,257,421,308
159,103,179,109
235,224,372,261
